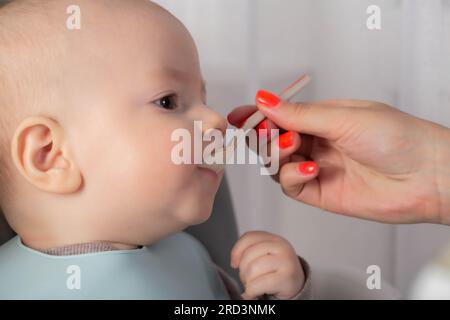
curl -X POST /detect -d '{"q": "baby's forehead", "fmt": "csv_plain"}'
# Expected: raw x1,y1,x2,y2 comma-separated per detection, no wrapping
67,1,197,61
146,67,207,93
1,0,184,39
1,0,202,107
2,0,198,78
72,2,201,88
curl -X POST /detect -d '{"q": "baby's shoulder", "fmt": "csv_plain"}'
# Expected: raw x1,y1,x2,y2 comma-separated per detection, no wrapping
0,236,20,266
166,231,207,250
163,232,212,262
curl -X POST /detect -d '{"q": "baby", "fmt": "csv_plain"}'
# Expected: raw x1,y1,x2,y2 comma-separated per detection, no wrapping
0,0,310,299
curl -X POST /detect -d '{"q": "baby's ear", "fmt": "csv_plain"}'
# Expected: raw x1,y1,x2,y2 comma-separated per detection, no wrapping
11,116,82,194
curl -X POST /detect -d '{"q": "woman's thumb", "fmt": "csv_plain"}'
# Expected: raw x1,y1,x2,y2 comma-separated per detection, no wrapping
255,90,349,140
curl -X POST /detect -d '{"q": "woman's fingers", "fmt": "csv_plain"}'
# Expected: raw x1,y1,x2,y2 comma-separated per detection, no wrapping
278,161,320,202
269,131,301,158
227,105,258,128
254,119,279,141
314,98,374,108
261,131,302,178
227,106,282,157
270,154,307,183
227,105,278,137
255,91,367,140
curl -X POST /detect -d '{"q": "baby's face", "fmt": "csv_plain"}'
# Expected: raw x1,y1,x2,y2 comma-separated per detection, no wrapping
62,2,227,245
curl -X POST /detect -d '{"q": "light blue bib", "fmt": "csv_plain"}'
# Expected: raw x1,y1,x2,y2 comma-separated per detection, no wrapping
0,232,230,299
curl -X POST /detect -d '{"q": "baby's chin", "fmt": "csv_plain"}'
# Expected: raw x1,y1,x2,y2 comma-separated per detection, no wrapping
176,169,224,225
177,196,216,227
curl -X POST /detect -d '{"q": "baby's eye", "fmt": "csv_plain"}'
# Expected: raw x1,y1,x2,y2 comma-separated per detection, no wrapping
153,94,178,110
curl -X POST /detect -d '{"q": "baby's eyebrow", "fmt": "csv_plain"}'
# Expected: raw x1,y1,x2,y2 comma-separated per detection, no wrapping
156,68,206,97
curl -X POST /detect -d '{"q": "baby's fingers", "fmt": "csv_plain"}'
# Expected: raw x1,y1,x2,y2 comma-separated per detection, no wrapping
239,243,282,282
231,231,277,269
242,273,281,300
240,254,280,287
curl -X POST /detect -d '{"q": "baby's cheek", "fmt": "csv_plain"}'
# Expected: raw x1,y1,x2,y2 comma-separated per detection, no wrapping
122,133,195,204
83,115,197,209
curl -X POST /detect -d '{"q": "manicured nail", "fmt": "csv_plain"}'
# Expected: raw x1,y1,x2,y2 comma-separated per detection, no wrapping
278,131,294,149
256,119,268,131
256,90,280,108
237,119,247,128
256,120,272,140
232,114,252,128
227,113,242,128
226,113,233,124
256,119,268,135
298,161,318,175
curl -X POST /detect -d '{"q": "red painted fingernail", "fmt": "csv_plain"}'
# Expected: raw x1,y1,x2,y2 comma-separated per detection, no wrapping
237,119,247,128
256,119,269,134
298,162,318,175
228,113,243,128
256,119,268,131
256,120,272,140
278,131,294,149
226,113,233,124
256,90,280,108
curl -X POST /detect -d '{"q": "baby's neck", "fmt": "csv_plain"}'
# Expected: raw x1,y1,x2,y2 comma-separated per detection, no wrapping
18,234,143,255
36,241,141,256
14,215,184,254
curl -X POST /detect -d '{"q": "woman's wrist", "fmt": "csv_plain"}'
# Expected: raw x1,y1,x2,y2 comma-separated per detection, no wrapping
433,123,450,225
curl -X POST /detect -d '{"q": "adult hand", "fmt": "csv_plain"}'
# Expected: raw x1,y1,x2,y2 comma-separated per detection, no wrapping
228,91,450,224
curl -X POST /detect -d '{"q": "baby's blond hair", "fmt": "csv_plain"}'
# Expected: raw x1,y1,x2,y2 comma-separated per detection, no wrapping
0,0,19,201
0,0,65,204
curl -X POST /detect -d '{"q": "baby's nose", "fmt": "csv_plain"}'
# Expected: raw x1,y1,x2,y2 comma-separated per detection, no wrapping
202,108,228,136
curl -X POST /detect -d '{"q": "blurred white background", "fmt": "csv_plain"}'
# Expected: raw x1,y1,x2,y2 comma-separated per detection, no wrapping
154,0,450,296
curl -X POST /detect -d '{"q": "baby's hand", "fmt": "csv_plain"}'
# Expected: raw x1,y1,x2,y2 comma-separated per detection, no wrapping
230,231,305,300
